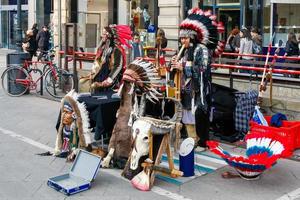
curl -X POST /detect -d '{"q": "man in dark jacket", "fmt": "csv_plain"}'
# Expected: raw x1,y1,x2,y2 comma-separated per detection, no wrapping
36,25,50,51
172,8,224,149
31,23,39,53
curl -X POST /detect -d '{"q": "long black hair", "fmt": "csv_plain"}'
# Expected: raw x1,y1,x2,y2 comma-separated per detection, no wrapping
240,28,252,41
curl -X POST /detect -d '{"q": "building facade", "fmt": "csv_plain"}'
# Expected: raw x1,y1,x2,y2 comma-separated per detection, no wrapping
1,0,300,50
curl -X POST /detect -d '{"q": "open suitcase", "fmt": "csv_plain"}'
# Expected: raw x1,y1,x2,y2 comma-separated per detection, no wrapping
47,150,101,195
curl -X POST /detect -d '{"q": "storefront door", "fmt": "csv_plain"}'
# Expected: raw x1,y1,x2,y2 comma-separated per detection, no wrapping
218,9,240,39
0,8,28,49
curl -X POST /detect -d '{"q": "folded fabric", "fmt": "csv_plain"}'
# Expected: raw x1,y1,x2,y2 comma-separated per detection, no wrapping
271,113,287,127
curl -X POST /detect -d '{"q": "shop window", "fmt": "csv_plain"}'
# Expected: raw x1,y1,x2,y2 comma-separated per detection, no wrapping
50,0,54,13
1,0,28,5
217,0,239,4
274,4,300,47
202,0,214,6
200,0,214,10
130,0,157,31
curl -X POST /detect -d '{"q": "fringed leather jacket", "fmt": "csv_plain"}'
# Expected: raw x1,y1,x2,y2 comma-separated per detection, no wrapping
92,45,123,94
181,44,212,113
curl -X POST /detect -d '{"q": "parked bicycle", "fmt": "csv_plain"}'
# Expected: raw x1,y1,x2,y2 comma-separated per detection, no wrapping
1,60,74,98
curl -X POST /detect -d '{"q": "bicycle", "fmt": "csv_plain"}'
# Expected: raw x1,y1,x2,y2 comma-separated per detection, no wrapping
1,60,74,98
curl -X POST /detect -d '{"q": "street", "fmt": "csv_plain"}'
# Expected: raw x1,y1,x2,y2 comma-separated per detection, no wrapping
1,53,300,200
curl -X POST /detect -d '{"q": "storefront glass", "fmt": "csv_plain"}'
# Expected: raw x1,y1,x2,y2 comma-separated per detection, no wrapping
274,3,300,47
1,0,28,5
262,3,300,46
36,0,51,28
217,0,239,4
130,0,158,47
130,0,157,31
0,10,28,49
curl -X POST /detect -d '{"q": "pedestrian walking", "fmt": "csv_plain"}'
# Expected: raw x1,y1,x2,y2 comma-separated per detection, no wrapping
22,29,37,60
284,32,300,78
238,28,254,73
36,25,51,60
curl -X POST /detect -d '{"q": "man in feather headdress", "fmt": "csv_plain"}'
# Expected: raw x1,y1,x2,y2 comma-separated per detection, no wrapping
54,90,92,161
80,24,132,94
171,8,225,148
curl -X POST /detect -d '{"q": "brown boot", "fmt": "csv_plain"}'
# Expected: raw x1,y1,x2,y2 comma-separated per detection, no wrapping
185,124,199,145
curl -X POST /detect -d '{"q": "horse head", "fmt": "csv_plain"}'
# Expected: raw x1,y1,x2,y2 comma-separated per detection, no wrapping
130,119,152,170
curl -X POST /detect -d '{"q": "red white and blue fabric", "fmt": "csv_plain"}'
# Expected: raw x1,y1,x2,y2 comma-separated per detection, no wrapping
207,132,292,180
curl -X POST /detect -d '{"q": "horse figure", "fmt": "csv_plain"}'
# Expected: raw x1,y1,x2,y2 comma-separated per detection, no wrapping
101,59,163,168
122,100,182,181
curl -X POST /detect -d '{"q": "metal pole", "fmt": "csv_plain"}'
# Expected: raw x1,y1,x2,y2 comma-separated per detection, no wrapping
58,0,62,69
240,0,244,28
73,24,78,92
270,3,274,42
16,0,22,51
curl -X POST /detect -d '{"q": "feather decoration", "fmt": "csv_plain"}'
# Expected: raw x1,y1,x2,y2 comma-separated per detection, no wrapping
179,7,225,57
121,59,163,102
207,132,292,180
107,24,132,68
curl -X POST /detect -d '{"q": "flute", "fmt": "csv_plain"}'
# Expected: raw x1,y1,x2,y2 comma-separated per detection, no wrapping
170,45,186,71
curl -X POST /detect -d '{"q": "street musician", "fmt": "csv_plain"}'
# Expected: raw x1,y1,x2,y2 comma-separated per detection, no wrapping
80,25,132,94
170,8,225,148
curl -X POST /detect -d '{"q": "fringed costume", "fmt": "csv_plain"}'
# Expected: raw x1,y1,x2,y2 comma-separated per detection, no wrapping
177,8,224,147
81,24,132,94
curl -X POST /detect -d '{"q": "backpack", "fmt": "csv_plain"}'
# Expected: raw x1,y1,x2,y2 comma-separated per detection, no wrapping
252,40,262,54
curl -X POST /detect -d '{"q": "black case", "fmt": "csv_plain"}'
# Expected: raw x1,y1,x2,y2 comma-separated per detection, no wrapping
210,83,237,137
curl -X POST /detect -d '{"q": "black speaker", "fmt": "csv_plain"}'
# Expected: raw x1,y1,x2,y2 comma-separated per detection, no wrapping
210,83,237,137
70,0,78,23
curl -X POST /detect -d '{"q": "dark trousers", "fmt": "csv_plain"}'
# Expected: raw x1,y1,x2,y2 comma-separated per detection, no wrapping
195,106,210,147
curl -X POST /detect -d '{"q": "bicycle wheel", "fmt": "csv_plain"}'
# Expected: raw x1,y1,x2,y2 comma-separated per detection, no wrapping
44,69,74,98
1,67,30,97
42,64,50,74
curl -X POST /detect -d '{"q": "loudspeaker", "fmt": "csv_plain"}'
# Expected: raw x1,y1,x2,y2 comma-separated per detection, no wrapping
210,83,237,137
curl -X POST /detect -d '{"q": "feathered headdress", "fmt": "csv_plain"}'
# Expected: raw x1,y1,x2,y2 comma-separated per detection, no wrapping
54,90,92,155
106,24,132,68
179,8,225,56
108,24,132,48
207,132,292,180
119,59,162,102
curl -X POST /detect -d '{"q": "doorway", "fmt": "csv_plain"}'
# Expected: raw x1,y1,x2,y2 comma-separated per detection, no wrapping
218,10,240,39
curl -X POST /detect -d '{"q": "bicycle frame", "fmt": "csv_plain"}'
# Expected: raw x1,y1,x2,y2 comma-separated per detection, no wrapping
15,60,58,92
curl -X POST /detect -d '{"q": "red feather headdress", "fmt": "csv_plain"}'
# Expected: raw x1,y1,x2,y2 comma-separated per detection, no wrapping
179,8,225,57
108,24,132,67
